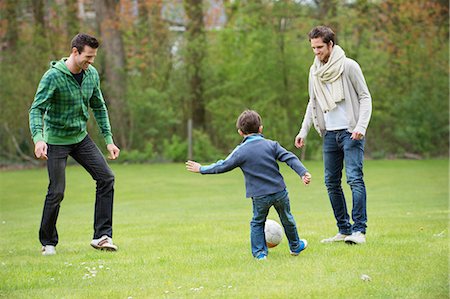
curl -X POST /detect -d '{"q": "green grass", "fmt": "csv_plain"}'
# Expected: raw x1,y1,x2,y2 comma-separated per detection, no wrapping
0,160,448,298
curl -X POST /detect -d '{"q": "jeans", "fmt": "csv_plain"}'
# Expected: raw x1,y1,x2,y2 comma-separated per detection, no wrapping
39,135,115,246
250,189,301,257
323,130,367,235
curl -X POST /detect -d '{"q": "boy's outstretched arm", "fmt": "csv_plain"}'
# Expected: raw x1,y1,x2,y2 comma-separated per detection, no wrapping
186,160,202,173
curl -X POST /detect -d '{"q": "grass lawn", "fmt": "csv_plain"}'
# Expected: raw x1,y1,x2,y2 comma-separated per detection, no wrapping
0,159,448,298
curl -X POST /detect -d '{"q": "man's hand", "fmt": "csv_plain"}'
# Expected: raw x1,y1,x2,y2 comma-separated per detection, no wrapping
34,141,48,160
302,172,312,185
107,143,120,160
294,134,305,148
351,131,364,140
186,160,201,173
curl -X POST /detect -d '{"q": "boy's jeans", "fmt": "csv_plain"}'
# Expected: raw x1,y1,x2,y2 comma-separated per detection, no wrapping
250,189,301,257
39,135,115,246
323,130,367,235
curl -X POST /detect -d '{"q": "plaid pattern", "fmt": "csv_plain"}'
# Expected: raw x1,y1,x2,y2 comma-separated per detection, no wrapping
29,59,113,145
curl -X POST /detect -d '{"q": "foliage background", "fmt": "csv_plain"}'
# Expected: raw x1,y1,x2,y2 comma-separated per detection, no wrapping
0,0,448,165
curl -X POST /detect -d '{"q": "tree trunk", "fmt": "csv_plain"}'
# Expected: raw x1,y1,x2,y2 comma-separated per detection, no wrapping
184,0,206,130
314,0,339,43
3,0,18,52
65,0,80,38
94,0,129,149
32,0,45,30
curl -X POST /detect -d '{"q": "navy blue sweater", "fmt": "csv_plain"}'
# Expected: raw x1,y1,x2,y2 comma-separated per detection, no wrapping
200,134,308,198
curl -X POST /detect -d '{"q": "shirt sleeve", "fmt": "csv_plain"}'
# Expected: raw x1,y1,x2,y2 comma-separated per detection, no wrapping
29,71,55,144
89,70,113,145
274,142,308,177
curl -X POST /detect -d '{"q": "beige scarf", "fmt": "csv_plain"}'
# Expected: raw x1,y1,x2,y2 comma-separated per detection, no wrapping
312,45,346,112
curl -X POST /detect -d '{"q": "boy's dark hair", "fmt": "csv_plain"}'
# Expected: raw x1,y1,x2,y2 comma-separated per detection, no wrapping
71,33,99,54
308,26,335,46
236,110,262,134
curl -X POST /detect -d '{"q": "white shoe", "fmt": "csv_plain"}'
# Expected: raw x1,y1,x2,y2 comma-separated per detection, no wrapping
41,245,56,256
90,235,118,251
344,232,366,244
320,233,350,243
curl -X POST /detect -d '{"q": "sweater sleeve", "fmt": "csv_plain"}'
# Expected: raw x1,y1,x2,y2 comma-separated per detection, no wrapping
347,60,372,135
89,69,113,145
298,69,314,139
29,70,56,144
274,142,308,177
200,147,242,174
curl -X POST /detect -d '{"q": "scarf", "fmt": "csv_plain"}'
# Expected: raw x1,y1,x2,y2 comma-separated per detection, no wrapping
312,45,346,113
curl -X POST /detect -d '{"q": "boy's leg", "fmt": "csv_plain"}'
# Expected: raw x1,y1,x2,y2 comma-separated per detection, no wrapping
273,190,301,252
70,136,115,239
39,144,71,246
250,196,271,258
323,130,352,235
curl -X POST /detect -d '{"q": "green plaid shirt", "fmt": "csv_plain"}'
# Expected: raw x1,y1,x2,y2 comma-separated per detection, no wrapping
29,58,113,145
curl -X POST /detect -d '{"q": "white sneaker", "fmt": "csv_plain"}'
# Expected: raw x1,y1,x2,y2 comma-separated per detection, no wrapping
90,235,118,251
41,245,56,256
344,232,366,244
320,233,350,243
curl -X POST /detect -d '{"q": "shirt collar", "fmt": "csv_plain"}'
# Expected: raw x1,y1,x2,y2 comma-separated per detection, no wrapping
242,133,264,144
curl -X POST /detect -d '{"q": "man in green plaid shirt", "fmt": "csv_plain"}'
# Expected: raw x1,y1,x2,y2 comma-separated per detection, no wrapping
29,33,120,255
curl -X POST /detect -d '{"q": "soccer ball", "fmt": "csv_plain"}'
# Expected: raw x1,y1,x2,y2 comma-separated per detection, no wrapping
265,219,283,248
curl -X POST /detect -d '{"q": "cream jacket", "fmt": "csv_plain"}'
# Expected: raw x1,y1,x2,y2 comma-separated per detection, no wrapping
298,57,372,138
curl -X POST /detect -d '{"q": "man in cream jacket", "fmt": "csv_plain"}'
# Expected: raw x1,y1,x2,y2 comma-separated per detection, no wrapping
295,26,372,244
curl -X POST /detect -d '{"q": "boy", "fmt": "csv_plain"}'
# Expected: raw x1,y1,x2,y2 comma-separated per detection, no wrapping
186,110,311,260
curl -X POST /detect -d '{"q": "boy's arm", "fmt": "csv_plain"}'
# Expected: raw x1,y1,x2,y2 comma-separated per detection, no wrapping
275,142,308,178
186,148,242,175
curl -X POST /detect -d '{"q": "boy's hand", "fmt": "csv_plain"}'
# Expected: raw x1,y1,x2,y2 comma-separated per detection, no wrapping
186,160,201,173
302,172,311,185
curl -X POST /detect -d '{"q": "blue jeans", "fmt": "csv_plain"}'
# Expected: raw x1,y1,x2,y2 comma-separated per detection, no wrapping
250,190,301,257
323,130,367,235
39,135,115,246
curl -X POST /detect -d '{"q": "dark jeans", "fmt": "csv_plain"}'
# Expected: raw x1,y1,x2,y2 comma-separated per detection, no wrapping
323,130,367,235
251,189,301,257
39,135,115,246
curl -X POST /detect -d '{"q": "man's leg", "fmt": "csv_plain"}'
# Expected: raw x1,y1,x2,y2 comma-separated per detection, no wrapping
342,132,367,234
39,144,71,246
323,131,352,235
71,136,115,239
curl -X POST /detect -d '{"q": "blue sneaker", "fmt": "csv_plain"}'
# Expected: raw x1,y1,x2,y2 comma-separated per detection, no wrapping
290,239,308,256
255,253,267,260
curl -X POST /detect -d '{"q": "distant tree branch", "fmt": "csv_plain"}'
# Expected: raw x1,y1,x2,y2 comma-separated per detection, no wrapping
3,123,38,164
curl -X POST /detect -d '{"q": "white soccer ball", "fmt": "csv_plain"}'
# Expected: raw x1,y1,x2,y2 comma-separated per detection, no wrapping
265,219,283,248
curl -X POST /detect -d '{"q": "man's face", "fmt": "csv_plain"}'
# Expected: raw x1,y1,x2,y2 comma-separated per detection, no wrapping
310,37,333,63
74,45,97,71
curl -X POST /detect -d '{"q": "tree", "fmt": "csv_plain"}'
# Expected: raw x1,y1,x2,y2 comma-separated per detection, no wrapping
184,0,207,131
94,0,130,149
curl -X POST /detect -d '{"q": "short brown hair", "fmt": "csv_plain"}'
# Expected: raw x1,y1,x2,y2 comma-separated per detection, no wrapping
71,33,99,54
236,110,262,134
308,26,336,46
